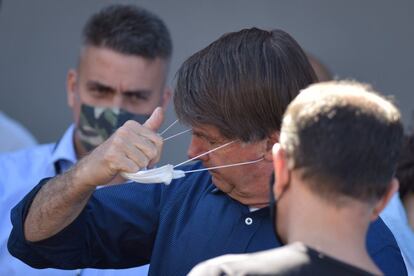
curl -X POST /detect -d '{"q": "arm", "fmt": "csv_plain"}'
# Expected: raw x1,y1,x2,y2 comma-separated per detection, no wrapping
24,107,164,242
8,180,161,269
23,160,95,242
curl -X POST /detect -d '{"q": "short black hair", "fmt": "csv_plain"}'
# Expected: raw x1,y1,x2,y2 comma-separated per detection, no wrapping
82,4,172,60
174,28,317,142
281,81,403,202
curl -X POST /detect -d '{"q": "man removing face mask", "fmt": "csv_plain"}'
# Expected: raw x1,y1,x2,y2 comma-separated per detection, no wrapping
9,29,407,275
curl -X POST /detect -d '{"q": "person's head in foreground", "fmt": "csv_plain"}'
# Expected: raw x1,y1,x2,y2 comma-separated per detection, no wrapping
189,80,403,275
67,4,172,156
174,28,317,207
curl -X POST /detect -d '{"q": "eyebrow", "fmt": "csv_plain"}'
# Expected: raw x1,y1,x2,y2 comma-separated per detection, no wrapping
87,80,153,97
87,80,115,92
192,129,220,141
123,90,152,99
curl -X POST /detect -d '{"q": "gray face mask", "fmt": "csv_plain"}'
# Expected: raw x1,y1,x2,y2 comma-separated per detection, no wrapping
77,103,150,152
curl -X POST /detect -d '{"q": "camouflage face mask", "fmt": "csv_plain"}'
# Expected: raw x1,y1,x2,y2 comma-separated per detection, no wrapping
77,103,150,152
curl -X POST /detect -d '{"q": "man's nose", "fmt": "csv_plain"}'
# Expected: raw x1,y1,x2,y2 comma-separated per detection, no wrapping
187,136,209,162
112,94,124,109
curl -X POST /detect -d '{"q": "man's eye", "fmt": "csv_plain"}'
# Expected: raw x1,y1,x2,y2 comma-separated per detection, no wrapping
125,93,147,102
208,139,219,145
90,88,111,96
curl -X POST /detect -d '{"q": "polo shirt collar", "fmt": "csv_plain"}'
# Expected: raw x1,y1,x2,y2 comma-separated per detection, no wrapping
50,124,77,165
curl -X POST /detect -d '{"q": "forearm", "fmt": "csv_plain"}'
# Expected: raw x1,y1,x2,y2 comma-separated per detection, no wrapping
24,114,164,242
24,162,95,242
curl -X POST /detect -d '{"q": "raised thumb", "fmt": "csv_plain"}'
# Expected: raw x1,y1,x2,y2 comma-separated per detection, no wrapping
143,107,164,131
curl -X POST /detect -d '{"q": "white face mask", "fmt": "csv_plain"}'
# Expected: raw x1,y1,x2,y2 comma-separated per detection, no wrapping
121,164,185,185
120,120,264,185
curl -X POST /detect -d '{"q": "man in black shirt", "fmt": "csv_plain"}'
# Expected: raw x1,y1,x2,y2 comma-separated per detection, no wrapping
189,80,403,275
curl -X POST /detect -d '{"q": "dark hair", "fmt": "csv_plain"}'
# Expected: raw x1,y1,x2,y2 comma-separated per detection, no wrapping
174,28,317,142
281,81,403,202
82,4,172,60
396,135,414,199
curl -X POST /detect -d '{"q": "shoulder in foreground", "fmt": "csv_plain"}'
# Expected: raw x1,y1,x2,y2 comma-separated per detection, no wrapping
188,245,301,275
188,243,376,276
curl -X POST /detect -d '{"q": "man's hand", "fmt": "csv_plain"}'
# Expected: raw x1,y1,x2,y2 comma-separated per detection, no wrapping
74,107,165,188
23,107,165,242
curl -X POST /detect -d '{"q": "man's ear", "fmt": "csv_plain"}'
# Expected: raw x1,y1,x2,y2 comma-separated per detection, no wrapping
272,143,290,198
160,87,172,109
370,177,399,221
67,69,78,108
264,132,279,161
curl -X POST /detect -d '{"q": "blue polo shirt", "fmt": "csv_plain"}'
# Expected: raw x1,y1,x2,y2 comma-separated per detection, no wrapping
8,162,407,275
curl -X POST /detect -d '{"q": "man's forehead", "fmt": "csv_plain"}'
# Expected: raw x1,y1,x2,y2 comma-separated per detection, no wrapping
79,45,169,65
77,47,167,93
78,46,168,76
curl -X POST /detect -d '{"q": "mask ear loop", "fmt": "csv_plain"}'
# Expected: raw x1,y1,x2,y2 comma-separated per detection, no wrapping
159,119,179,136
173,140,236,168
183,157,264,173
174,139,264,173
163,129,192,141
159,119,192,142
